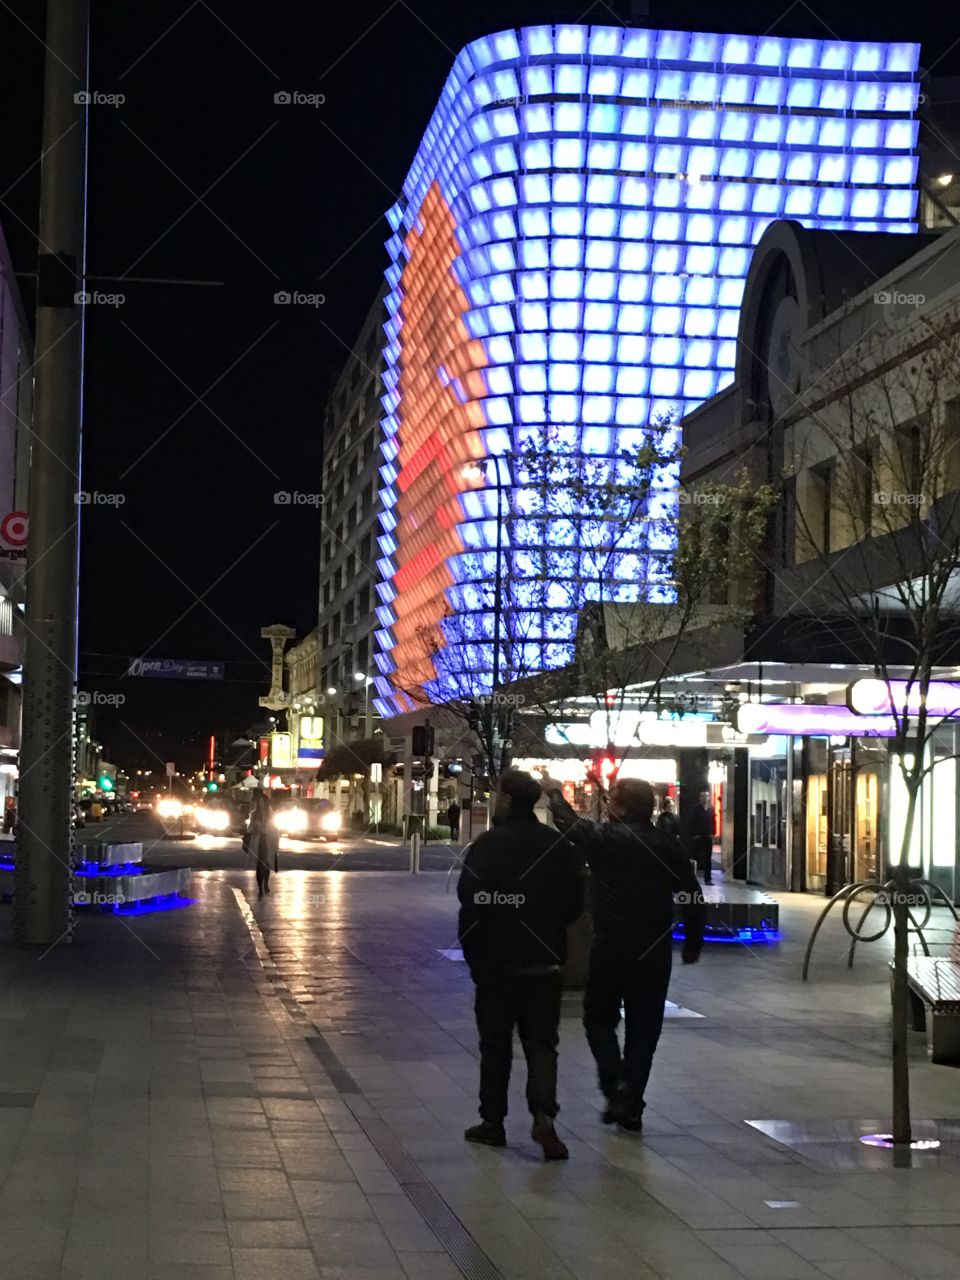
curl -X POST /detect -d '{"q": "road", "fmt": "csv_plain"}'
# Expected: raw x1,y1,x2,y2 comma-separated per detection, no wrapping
74,810,463,873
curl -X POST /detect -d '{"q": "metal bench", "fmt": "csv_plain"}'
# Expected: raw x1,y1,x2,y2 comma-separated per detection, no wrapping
891,958,960,1065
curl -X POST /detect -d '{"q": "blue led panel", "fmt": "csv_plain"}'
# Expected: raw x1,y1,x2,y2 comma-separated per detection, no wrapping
374,23,921,715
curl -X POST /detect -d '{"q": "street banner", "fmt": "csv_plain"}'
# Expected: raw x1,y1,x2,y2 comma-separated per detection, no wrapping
127,657,224,680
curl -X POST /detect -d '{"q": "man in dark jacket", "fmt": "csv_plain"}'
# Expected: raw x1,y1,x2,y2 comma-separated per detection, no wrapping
685,788,715,884
457,770,583,1160
657,796,680,838
544,777,705,1132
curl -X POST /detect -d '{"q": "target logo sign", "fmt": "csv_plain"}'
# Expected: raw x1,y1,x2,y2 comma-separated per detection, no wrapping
0,511,28,561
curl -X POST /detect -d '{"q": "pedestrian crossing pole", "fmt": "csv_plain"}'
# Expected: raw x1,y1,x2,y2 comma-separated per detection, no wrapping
15,0,89,945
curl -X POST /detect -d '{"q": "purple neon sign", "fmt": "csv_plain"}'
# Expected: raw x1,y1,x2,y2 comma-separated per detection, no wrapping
736,702,897,737
847,679,960,718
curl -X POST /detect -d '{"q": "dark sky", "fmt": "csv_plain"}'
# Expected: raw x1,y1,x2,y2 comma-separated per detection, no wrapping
2,0,959,770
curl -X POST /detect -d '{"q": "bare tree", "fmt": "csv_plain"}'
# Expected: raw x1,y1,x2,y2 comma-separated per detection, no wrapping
788,299,960,1147
412,424,773,790
519,431,775,797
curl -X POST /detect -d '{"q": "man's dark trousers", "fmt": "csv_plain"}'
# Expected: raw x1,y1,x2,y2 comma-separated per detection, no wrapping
583,937,672,1113
474,971,562,1121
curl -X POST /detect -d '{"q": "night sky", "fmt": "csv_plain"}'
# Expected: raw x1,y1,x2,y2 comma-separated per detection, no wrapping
2,1,959,770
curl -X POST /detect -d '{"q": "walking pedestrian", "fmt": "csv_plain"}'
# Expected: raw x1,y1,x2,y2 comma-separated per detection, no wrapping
657,795,680,838
457,770,584,1160
446,799,461,842
685,789,715,884
544,777,704,1133
247,791,279,898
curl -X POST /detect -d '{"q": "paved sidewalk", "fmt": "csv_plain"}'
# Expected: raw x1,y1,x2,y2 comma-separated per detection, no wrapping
1,868,959,1280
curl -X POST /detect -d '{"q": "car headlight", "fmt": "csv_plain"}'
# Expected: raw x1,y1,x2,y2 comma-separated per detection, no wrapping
274,807,307,834
320,811,341,832
197,808,229,832
157,798,182,819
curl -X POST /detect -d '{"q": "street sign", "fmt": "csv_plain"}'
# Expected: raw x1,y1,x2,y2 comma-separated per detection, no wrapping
165,762,175,777
0,510,28,562
270,733,293,769
126,657,224,680
370,762,382,784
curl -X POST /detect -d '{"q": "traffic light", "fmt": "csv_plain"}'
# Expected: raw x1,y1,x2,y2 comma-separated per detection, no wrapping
97,774,114,792
411,724,435,757
205,781,219,792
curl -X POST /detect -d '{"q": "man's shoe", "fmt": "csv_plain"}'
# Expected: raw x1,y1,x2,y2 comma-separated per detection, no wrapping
601,1083,629,1124
617,1112,643,1133
464,1121,506,1147
531,1116,569,1161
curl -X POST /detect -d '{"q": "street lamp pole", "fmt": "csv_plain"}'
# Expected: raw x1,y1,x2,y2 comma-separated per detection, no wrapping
489,455,507,776
15,0,89,946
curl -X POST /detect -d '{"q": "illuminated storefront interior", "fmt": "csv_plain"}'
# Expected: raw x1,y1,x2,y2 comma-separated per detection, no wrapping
374,24,921,716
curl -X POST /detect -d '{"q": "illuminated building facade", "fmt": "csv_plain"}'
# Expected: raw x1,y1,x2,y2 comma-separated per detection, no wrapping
373,24,922,718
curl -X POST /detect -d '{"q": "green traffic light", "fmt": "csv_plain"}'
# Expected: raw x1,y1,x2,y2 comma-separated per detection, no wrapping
206,781,218,792
98,775,114,791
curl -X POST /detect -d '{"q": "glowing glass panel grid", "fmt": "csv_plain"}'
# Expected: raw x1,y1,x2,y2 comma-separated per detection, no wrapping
375,25,921,715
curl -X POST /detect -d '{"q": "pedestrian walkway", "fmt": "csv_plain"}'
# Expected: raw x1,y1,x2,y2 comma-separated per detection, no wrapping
1,868,959,1280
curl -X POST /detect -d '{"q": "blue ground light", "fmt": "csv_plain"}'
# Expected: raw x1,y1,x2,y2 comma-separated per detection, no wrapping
672,925,781,945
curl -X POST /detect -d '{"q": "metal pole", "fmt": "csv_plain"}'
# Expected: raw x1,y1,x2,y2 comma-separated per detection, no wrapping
15,0,89,947
489,455,505,782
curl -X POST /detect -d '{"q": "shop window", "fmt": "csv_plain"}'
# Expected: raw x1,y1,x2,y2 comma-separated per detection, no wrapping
849,444,875,539
808,461,834,554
